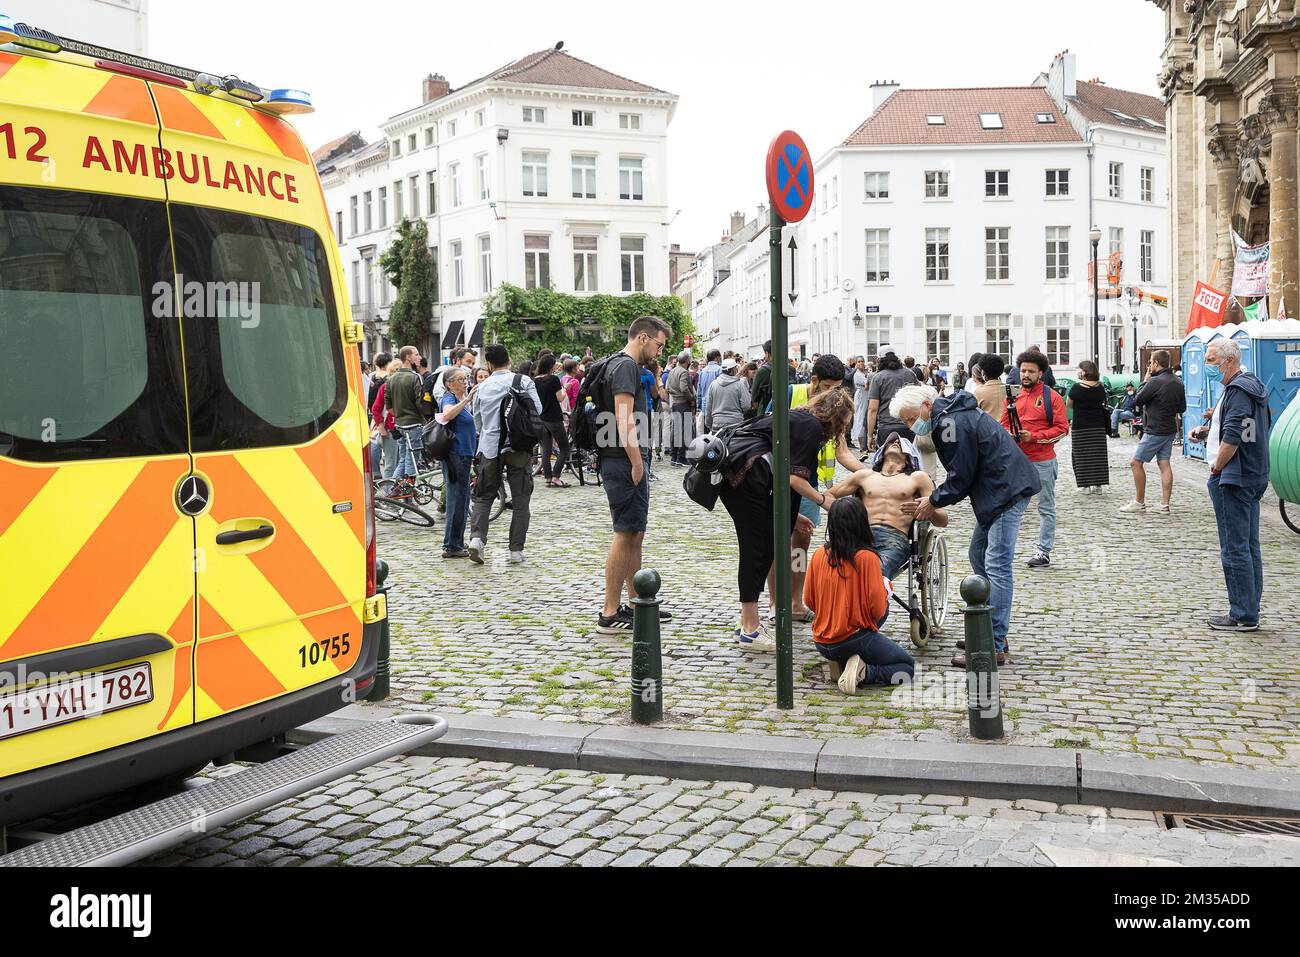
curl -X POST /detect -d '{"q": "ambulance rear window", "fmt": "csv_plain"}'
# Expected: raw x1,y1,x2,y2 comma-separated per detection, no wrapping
171,205,347,452
0,186,188,462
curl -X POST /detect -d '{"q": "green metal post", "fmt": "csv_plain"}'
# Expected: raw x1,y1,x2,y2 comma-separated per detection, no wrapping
960,574,1003,739
371,558,391,701
770,207,793,710
630,568,663,724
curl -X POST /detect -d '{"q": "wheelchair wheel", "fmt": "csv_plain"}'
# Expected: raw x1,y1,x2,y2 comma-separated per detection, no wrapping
920,528,949,632
909,615,930,649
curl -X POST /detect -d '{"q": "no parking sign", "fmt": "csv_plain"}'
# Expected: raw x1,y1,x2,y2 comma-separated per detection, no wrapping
765,130,814,223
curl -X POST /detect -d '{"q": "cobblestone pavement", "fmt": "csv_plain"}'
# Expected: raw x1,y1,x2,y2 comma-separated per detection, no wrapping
141,758,1300,867
372,433,1300,769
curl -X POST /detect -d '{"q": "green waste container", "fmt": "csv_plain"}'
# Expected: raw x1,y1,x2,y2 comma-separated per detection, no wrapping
1271,390,1300,506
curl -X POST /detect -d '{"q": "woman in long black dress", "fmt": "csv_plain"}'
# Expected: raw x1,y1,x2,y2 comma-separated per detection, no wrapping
1068,360,1110,494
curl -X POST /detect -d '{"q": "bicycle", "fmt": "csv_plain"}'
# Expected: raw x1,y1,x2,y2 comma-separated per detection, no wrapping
533,443,601,487
375,426,443,507
372,491,436,528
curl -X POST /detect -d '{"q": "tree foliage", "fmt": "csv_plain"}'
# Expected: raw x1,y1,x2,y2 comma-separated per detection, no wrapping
379,219,435,349
482,284,695,359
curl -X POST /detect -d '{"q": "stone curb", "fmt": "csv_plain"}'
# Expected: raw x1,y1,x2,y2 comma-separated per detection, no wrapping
290,706,1300,817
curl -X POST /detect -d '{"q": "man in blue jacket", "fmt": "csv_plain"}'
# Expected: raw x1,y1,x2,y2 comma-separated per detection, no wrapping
1191,339,1271,631
894,384,1041,666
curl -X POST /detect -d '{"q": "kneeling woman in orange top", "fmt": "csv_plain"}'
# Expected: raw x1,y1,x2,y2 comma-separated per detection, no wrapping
804,497,915,694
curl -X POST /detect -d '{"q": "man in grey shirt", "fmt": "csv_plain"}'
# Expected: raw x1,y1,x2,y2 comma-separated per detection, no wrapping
468,343,542,565
866,345,920,451
666,350,696,466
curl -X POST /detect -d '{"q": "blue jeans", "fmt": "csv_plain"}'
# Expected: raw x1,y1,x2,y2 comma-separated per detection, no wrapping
371,432,398,480
1110,409,1135,432
1207,474,1264,624
871,525,912,580
1031,458,1058,556
969,495,1030,652
816,623,914,686
442,453,473,551
393,425,421,480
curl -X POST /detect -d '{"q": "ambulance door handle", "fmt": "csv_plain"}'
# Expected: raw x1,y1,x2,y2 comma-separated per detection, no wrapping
215,524,275,546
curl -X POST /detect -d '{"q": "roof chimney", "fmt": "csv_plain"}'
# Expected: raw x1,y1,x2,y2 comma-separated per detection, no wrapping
1057,52,1076,99
423,73,450,103
730,211,745,238
870,80,900,113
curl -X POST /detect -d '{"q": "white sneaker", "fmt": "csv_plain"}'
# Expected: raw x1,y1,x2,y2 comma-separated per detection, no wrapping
838,655,864,695
1150,503,1170,515
467,539,485,564
508,551,526,564
1118,500,1147,514
735,624,776,652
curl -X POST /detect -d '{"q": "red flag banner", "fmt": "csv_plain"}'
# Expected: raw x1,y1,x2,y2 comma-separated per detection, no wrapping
1187,281,1228,334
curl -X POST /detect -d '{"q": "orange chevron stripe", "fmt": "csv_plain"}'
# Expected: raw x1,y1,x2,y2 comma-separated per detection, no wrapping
201,456,347,622
151,84,224,139
157,597,194,729
196,598,286,710
345,345,359,400
0,51,19,80
294,431,364,545
302,604,362,674
3,460,182,659
246,107,309,164
82,74,156,126
0,460,54,537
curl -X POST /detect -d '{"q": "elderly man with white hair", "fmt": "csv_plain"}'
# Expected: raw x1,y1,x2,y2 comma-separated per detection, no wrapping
1189,338,1272,631
890,382,1041,667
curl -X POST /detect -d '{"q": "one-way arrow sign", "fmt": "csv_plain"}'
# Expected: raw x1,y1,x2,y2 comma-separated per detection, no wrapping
781,224,801,318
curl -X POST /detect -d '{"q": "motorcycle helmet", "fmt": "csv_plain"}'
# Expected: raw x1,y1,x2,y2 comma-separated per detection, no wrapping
686,433,727,473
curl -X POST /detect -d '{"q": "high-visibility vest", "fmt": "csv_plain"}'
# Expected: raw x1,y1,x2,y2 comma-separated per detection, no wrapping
789,385,838,486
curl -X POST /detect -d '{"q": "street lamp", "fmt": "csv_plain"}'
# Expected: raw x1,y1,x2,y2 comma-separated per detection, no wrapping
1089,225,1102,368
1126,285,1141,374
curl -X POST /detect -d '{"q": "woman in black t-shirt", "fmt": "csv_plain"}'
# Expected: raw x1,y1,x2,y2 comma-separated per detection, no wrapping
718,388,855,651
1067,360,1110,493
533,354,571,487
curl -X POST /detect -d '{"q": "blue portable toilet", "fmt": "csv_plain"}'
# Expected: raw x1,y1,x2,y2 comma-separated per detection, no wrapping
1231,326,1254,376
1181,327,1213,460
1240,319,1300,429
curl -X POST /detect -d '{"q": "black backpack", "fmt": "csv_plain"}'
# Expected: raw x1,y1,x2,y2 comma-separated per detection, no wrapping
569,356,613,455
499,373,543,453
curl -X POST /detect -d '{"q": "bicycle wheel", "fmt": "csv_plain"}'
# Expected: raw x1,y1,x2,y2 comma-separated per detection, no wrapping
490,484,509,521
373,495,401,522
376,496,436,528
423,459,444,492
412,479,437,507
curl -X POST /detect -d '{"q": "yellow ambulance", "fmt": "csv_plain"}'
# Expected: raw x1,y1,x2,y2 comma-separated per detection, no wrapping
0,15,384,824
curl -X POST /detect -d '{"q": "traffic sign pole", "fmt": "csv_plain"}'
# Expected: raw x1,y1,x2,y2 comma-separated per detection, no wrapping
770,205,793,710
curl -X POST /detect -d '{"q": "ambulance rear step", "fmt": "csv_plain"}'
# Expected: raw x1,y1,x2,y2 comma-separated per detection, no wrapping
0,714,447,867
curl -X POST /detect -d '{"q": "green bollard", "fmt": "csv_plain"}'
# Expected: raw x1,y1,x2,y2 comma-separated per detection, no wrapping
630,568,663,724
370,558,391,701
960,574,1003,740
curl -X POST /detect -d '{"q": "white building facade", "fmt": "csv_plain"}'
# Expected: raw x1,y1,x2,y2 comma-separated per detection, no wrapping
800,54,1169,376
320,47,677,359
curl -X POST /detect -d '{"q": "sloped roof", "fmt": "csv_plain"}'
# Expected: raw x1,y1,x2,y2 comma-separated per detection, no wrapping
458,47,670,96
1070,80,1165,131
312,131,366,165
842,88,1081,146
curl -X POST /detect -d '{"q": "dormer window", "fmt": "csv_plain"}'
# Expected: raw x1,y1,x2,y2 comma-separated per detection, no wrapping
1035,112,1056,124
979,113,1003,130
926,114,945,125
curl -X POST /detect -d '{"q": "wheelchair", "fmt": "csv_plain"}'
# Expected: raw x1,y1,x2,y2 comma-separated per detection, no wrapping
890,520,950,649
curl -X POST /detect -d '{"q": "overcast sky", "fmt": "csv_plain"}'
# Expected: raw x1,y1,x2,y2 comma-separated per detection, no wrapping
138,0,1166,253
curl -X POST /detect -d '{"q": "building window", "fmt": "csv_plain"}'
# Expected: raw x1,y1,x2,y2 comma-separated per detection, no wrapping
479,235,492,293
427,170,438,215
363,190,373,231
925,170,949,199
864,171,890,200
425,127,435,147
409,175,419,218
864,229,890,283
574,236,598,292
925,227,950,281
1035,112,1056,124
985,170,1009,197
572,154,597,199
572,110,594,127
926,114,945,125
378,186,388,229
863,315,890,360
979,112,1003,130
447,119,457,138
475,109,485,128
408,133,417,152
351,261,361,305
523,106,545,123
619,157,644,201
450,163,461,208
619,113,641,130
335,210,343,242
1045,226,1070,280
985,314,1011,365
477,155,489,201
925,315,951,365
1109,227,1123,278
1046,168,1069,196
811,244,818,296
392,139,401,158
1045,322,1070,365
524,234,551,290
620,237,645,292
349,195,358,235
522,151,549,198
451,241,463,298
392,181,403,222
985,227,1010,280
1140,230,1153,283
832,176,839,207
1109,162,1123,199
831,232,839,288
821,237,829,292
1141,166,1154,203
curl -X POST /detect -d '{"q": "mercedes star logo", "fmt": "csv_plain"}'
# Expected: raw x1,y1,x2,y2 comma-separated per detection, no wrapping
177,475,210,516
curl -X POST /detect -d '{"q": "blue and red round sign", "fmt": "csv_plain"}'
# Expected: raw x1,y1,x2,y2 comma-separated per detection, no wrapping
766,130,814,223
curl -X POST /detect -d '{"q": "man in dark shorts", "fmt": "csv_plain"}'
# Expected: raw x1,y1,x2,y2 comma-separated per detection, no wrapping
596,316,674,635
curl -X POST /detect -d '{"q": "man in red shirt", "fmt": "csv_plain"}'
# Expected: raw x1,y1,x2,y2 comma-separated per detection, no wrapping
1001,350,1069,568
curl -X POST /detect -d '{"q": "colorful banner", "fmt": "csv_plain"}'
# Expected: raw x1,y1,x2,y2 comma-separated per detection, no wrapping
1243,299,1266,322
1231,231,1270,298
1187,281,1227,334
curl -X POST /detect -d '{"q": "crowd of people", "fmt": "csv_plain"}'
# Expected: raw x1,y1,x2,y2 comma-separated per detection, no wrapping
360,322,1273,698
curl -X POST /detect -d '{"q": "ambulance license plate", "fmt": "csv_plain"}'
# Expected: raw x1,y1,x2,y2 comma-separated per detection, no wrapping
0,663,154,740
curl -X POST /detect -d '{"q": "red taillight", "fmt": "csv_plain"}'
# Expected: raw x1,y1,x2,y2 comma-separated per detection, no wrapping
363,444,377,597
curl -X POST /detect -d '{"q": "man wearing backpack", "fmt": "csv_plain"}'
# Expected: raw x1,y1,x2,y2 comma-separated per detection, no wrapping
1002,350,1069,569
468,343,542,565
595,316,674,634
384,346,427,496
